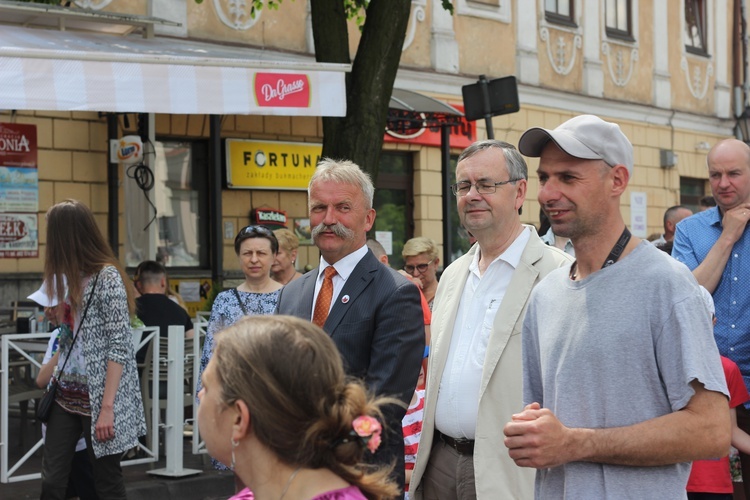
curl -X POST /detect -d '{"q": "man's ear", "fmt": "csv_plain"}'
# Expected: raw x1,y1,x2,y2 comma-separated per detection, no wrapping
364,208,376,232
610,165,630,196
514,179,528,211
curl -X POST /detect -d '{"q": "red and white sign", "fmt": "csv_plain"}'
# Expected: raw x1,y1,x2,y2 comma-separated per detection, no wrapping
0,213,38,258
0,123,37,168
254,73,311,108
384,105,476,150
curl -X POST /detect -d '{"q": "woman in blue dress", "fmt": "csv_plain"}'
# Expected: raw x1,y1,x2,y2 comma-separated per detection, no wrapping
198,225,283,469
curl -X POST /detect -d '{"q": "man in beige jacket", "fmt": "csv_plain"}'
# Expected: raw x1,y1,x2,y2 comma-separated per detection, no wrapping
410,140,572,499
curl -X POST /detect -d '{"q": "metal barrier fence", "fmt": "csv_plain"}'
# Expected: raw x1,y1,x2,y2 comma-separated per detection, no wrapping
0,327,171,483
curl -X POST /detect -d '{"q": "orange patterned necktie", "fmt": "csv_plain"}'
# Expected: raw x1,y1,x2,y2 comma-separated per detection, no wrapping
313,266,337,327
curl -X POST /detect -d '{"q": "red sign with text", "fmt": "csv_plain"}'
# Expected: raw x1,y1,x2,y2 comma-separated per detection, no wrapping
254,73,311,108
383,105,476,149
0,123,37,168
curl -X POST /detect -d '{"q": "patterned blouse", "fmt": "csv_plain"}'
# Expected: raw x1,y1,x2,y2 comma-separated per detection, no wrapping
197,288,280,469
51,301,90,416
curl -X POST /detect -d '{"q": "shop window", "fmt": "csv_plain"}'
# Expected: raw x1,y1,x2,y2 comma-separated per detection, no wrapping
684,0,708,55
125,140,208,268
545,0,576,27
680,176,707,213
606,0,633,41
371,153,414,270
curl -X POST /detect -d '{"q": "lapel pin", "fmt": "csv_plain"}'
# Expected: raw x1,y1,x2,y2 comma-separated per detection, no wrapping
341,295,350,304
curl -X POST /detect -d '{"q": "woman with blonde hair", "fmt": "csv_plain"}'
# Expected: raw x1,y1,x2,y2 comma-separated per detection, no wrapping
198,315,400,500
41,199,145,500
401,237,440,310
271,228,303,285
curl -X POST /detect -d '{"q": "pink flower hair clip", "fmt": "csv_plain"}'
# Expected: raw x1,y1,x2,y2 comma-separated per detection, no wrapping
351,415,382,454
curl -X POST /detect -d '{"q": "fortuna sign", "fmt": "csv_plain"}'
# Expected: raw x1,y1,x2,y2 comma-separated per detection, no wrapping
254,73,311,108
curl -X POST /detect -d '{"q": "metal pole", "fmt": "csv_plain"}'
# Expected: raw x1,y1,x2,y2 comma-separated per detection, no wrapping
209,116,223,288
479,75,494,139
107,114,119,256
148,326,201,478
1,336,9,484
441,125,454,267
192,316,207,454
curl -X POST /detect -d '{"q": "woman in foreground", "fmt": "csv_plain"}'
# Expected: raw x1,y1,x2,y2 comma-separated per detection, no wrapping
198,315,399,500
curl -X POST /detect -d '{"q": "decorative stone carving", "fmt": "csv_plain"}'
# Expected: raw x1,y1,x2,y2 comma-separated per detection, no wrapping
403,0,426,52
213,0,262,31
74,0,113,9
601,41,638,87
680,56,714,100
540,26,581,76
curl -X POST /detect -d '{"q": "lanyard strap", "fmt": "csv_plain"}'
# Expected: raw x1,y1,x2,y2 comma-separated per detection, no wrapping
569,227,632,280
602,227,632,269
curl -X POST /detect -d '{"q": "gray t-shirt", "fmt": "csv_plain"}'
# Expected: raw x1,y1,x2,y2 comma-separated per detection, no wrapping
523,241,728,499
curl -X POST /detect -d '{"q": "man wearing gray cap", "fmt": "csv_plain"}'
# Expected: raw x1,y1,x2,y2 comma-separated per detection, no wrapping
503,115,730,498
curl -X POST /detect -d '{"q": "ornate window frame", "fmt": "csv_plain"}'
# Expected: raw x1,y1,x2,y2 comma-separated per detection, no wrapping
604,0,634,42
601,0,639,87
679,0,714,100
455,0,511,24
538,0,582,76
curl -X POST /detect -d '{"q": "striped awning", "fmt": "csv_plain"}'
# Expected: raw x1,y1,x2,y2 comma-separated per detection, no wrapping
0,25,349,116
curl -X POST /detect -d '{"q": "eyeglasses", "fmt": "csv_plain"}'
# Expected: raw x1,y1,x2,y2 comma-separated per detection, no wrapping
404,261,433,274
451,179,520,196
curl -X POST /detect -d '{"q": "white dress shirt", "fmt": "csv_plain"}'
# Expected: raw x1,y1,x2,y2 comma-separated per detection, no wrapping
434,227,531,439
311,244,369,321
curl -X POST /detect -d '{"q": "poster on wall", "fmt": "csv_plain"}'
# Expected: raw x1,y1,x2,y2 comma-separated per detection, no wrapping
169,278,213,318
294,218,312,245
0,123,39,257
0,123,37,168
630,192,648,238
0,166,38,212
0,213,38,258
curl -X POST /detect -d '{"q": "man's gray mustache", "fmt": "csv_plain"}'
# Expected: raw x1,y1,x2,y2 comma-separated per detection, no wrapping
311,222,354,240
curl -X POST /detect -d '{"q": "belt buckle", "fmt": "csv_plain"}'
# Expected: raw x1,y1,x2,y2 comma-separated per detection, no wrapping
452,437,473,454
439,431,474,454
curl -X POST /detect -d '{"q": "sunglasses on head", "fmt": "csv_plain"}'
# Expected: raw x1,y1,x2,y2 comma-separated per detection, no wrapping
237,225,274,238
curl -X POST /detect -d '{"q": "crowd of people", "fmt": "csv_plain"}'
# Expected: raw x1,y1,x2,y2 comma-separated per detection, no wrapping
29,112,750,500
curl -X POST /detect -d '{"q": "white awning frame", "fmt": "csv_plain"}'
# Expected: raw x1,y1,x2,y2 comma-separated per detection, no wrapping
0,25,350,116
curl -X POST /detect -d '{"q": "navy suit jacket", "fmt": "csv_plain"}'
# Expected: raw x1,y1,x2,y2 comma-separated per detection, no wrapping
276,249,425,490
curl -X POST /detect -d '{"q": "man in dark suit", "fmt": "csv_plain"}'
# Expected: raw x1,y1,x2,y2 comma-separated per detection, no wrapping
276,158,424,491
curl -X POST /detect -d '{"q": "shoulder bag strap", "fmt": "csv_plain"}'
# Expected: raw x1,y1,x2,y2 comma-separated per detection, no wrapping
232,287,249,315
56,271,101,381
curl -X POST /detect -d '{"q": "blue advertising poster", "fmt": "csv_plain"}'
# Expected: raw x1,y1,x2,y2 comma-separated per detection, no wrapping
0,166,38,213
